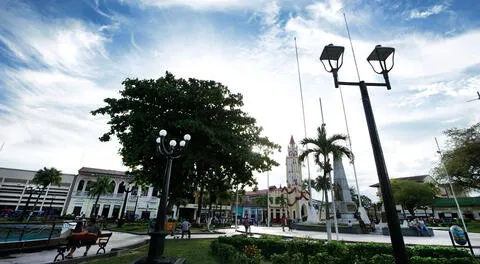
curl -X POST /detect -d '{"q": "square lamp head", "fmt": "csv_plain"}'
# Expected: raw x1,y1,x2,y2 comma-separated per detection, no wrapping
367,45,395,74
319,44,345,73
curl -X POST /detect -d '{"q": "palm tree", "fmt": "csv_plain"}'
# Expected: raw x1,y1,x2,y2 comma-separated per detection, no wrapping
31,167,62,214
299,124,352,238
275,194,288,217
88,176,114,218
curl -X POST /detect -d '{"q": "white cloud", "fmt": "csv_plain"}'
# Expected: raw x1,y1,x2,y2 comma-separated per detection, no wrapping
1,0,479,203
408,4,448,20
134,0,268,10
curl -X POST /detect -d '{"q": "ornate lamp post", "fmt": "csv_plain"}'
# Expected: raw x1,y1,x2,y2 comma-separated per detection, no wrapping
145,129,190,263
118,183,132,227
319,44,408,264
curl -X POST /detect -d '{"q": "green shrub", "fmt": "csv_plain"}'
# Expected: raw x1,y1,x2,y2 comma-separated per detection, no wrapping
348,242,393,260
410,256,480,264
286,238,321,263
210,240,250,264
308,252,342,264
254,238,287,259
368,254,394,264
324,242,349,260
407,245,471,259
271,252,303,264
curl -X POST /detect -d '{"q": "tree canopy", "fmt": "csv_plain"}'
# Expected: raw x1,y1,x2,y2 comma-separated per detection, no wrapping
32,167,62,189
390,180,437,217
91,72,280,205
432,122,480,190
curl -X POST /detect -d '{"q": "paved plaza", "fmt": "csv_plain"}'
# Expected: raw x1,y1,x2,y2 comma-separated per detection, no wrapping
0,226,478,263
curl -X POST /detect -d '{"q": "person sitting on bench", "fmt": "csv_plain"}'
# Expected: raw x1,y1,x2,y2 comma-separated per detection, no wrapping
65,219,100,258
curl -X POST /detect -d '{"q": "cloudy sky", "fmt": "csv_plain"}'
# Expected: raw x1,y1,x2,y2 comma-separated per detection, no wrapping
0,0,479,201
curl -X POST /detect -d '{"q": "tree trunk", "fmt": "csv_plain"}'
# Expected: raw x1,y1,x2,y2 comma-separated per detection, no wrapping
91,194,100,218
196,181,204,224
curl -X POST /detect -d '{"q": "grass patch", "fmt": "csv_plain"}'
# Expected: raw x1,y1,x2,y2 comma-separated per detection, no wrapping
87,239,218,264
467,221,480,232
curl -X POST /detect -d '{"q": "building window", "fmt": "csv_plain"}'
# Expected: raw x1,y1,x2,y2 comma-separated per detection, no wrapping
131,186,138,196
141,187,148,196
77,180,84,192
85,181,94,192
118,182,125,194
109,181,116,194
152,188,159,197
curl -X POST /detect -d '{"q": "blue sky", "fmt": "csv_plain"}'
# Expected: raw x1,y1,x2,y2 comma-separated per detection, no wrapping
0,0,479,201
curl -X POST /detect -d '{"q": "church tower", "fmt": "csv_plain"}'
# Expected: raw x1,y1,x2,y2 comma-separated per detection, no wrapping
286,136,302,187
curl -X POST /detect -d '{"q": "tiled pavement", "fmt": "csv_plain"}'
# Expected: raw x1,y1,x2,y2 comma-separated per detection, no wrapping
1,226,478,263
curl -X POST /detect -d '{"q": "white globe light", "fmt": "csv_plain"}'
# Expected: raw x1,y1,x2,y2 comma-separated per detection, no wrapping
179,140,186,147
159,130,167,137
156,137,161,144
184,134,191,141
169,140,177,147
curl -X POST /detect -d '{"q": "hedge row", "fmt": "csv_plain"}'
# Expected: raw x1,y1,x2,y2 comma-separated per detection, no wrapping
211,235,477,264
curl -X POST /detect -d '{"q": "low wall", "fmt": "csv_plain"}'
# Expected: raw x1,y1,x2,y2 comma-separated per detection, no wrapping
292,223,364,234
382,227,434,237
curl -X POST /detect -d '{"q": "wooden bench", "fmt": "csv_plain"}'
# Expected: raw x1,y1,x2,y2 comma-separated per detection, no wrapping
53,233,112,262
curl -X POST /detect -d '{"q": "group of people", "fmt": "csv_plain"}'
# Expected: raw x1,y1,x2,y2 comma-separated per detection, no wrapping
408,217,430,236
65,218,101,259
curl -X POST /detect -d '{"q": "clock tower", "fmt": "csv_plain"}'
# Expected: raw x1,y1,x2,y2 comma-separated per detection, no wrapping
286,136,302,187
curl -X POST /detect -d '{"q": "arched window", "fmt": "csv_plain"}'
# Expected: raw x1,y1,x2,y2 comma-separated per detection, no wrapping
85,181,94,192
141,187,148,196
109,181,116,194
77,180,85,192
118,182,125,194
131,186,138,196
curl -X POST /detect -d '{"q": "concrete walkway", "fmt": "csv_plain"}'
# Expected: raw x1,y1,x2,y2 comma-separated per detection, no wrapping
217,225,480,254
1,226,478,263
0,231,150,264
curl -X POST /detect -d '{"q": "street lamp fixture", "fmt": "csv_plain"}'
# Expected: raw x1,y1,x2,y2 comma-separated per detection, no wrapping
143,129,190,263
319,44,407,264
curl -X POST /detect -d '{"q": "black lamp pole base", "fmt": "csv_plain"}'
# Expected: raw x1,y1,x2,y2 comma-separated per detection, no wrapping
133,231,187,264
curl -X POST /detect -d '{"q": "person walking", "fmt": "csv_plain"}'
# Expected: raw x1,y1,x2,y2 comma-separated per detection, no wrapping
243,217,251,235
281,214,287,232
181,219,191,239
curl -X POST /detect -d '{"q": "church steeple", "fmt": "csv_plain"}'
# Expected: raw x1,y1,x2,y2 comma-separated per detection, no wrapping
288,135,298,157
286,136,302,187
289,135,295,145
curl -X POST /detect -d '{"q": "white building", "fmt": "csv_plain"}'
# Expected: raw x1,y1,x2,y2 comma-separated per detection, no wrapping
65,167,160,219
0,167,76,215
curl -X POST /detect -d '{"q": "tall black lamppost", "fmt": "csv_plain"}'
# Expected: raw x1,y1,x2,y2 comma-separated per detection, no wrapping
319,44,408,264
145,129,190,263
118,183,132,227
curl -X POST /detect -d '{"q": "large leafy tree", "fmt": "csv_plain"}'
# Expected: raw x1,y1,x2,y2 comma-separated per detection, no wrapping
349,186,373,209
390,180,437,217
91,72,280,221
88,176,114,218
432,122,480,190
31,167,62,211
299,125,352,222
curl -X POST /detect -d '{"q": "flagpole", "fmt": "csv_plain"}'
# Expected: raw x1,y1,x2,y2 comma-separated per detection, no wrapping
435,137,468,233
294,37,313,219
